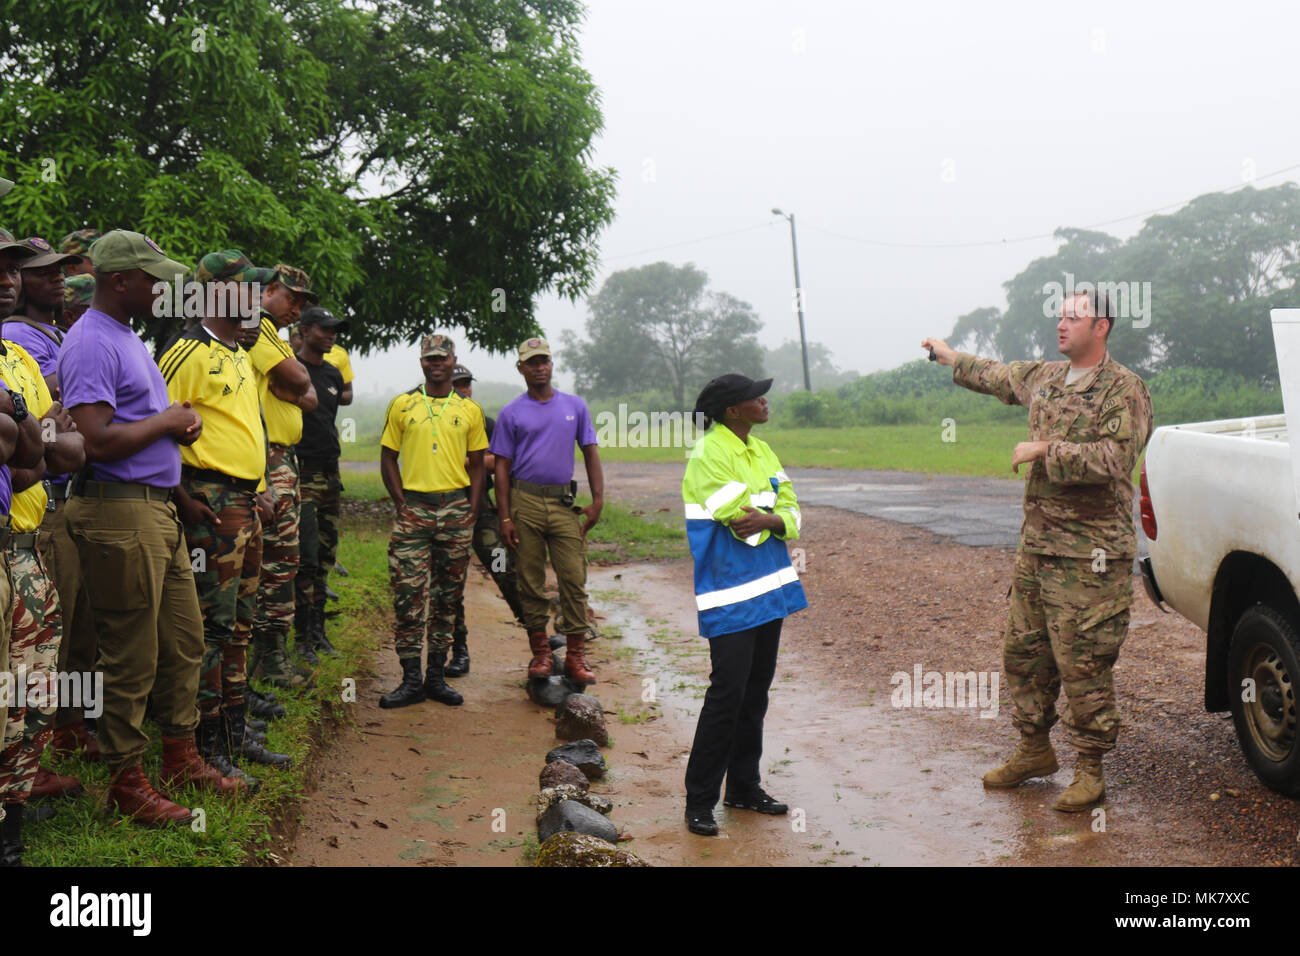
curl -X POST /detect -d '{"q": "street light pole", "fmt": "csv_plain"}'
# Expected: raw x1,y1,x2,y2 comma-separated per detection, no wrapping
772,207,812,391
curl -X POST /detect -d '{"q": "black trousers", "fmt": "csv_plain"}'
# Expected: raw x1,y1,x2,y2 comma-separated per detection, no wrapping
684,617,783,810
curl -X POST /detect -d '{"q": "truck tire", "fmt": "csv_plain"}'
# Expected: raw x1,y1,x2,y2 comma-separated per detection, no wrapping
1228,605,1300,796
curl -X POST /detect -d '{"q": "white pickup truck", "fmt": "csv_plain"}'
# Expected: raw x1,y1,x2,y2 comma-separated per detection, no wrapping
1140,309,1300,795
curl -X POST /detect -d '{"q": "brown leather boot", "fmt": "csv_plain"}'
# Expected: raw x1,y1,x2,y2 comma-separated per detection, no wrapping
563,633,595,684
159,737,248,795
528,631,553,678
30,766,83,800
107,765,192,826
50,721,102,761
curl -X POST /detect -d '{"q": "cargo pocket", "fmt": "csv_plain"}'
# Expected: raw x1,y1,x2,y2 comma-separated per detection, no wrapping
73,530,150,612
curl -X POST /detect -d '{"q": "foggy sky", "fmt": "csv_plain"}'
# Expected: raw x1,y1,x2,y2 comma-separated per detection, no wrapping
352,0,1300,398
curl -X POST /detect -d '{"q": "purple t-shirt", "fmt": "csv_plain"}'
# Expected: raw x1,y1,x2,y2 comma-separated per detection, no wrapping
0,466,11,517
489,389,598,486
58,309,181,488
2,321,60,378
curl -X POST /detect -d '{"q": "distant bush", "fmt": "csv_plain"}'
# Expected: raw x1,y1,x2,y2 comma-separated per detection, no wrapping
1147,367,1281,426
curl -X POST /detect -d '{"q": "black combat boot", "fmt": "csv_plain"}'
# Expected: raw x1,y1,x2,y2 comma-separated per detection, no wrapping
1,804,25,866
246,686,287,721
424,649,464,706
310,605,337,656
198,714,259,792
445,635,470,678
292,607,319,667
379,658,426,709
228,702,292,769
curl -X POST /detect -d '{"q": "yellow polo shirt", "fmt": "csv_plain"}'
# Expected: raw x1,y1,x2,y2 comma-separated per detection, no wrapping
381,387,487,492
324,344,354,385
248,313,302,446
0,341,53,532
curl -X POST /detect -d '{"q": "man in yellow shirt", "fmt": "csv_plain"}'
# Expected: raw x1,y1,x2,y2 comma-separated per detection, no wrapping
379,334,486,709
160,251,292,786
247,264,318,690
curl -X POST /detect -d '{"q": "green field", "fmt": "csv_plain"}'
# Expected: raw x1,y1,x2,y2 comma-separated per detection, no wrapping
597,423,1031,478
344,424,1034,478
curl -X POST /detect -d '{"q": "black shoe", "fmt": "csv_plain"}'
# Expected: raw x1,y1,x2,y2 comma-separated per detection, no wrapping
379,658,426,709
325,585,340,602
311,606,337,656
246,691,286,721
244,721,268,744
200,714,260,792
246,716,268,734
334,562,349,577
445,639,470,678
723,789,788,815
685,809,718,836
424,650,464,706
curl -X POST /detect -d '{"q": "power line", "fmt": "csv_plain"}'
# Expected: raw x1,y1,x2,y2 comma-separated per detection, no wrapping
601,220,778,261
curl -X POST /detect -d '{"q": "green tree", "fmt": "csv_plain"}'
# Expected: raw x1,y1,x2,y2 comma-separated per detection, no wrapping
762,338,856,392
0,0,616,353
561,261,764,407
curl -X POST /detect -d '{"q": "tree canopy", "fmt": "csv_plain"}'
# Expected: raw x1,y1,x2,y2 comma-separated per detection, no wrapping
0,0,617,353
947,184,1300,384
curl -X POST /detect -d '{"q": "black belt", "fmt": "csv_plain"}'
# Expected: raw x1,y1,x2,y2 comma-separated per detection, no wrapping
78,480,173,502
405,488,469,506
512,479,568,498
182,467,260,494
298,456,338,474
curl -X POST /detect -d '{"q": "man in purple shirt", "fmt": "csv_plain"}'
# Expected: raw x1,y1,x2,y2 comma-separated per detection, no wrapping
60,230,244,827
492,337,604,684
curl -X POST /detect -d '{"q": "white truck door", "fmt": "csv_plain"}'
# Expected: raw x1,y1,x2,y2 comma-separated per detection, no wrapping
1270,309,1300,520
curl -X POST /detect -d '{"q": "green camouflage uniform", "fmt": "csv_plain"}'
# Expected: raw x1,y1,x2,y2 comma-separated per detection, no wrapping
296,468,341,616
182,479,262,714
453,503,525,643
252,455,300,665
953,350,1154,755
0,545,61,803
389,493,474,659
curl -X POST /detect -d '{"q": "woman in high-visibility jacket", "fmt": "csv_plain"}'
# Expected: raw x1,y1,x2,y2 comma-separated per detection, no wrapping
681,373,807,836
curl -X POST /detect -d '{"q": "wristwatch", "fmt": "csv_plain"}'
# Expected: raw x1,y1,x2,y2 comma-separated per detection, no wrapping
7,390,28,423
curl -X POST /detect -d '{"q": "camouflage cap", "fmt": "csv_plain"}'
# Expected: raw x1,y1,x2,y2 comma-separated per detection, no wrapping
0,227,40,262
421,333,454,357
64,274,94,307
0,178,12,198
273,263,319,303
19,236,83,270
517,336,551,362
59,228,102,257
451,364,474,382
193,249,275,285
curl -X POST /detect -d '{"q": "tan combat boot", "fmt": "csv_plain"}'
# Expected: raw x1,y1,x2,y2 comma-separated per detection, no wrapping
1053,753,1105,812
982,730,1059,788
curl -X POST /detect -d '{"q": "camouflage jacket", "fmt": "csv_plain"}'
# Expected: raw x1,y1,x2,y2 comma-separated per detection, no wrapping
953,351,1154,559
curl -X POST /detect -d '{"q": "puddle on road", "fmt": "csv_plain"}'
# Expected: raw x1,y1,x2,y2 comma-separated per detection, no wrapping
589,562,1150,867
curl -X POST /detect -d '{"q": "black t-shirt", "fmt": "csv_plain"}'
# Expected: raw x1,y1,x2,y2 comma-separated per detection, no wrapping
297,357,345,465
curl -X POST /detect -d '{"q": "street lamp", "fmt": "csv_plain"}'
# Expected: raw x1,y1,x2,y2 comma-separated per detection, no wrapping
771,207,812,391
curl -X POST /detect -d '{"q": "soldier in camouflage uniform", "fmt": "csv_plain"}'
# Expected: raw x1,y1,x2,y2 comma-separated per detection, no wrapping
248,264,318,690
60,273,94,330
378,335,487,709
161,251,291,783
923,288,1154,812
57,228,101,278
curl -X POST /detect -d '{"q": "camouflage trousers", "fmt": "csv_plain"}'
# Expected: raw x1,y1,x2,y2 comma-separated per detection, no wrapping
0,545,61,803
296,467,341,615
253,455,299,650
453,506,525,643
182,478,262,714
389,492,473,659
1004,550,1133,756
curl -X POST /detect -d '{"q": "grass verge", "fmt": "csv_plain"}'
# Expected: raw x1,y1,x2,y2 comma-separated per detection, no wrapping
30,517,391,866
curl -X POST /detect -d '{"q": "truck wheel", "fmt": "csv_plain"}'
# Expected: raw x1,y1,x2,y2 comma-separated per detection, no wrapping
1228,605,1300,795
